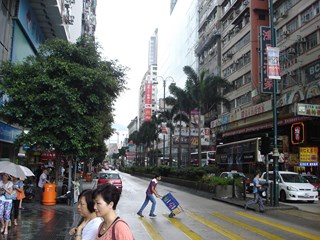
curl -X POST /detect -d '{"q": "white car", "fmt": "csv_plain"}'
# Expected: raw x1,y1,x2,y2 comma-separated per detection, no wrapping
260,171,318,202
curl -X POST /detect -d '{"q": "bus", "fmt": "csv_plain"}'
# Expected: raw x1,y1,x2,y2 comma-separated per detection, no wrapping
215,138,262,174
190,151,216,166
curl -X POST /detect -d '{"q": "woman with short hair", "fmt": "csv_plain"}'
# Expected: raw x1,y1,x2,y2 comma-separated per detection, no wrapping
93,183,134,240
69,189,103,240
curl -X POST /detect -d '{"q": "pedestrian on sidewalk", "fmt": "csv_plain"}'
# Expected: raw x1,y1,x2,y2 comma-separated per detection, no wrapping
0,174,15,235
11,176,25,226
93,183,134,240
137,174,162,218
69,189,102,240
244,171,265,213
36,168,50,202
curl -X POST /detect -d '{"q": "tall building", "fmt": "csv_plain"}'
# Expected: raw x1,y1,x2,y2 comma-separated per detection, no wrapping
157,0,198,88
148,28,158,66
195,0,320,172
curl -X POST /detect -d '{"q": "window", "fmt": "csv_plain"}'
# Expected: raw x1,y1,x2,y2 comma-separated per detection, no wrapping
306,32,318,50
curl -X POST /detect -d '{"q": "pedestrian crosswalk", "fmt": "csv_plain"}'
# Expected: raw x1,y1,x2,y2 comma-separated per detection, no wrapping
137,210,320,240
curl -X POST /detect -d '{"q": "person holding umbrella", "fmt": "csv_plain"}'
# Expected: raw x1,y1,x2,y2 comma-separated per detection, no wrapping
0,173,15,235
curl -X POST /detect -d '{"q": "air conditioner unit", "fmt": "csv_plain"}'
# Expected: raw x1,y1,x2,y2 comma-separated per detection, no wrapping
243,0,249,6
235,9,240,14
280,11,288,18
234,27,240,33
226,52,234,58
283,30,289,36
300,37,306,43
288,48,296,54
229,14,234,20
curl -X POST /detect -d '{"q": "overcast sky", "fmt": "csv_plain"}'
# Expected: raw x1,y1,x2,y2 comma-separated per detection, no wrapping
95,0,168,143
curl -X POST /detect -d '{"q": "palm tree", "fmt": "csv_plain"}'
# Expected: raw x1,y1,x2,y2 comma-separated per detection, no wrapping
183,66,233,165
167,83,194,167
137,121,158,166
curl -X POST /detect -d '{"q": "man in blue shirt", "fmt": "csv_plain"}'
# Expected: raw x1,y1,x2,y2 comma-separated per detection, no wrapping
244,171,265,213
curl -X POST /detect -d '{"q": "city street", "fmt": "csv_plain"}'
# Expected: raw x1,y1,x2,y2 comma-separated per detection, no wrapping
1,172,319,240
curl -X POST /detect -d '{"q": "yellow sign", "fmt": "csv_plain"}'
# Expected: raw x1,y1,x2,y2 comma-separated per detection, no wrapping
300,147,318,162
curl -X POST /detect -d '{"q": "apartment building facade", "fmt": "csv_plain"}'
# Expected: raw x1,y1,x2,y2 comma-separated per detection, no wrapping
196,0,320,172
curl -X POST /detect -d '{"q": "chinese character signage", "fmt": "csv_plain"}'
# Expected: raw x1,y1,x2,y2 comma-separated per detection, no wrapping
299,147,318,166
291,122,304,145
259,26,279,94
144,82,152,122
266,46,281,79
297,103,320,117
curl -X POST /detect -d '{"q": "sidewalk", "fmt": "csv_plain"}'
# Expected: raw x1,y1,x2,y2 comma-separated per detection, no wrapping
212,195,298,212
1,179,97,240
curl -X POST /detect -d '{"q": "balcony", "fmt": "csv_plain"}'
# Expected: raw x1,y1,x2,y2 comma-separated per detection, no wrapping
30,0,69,40
195,29,221,56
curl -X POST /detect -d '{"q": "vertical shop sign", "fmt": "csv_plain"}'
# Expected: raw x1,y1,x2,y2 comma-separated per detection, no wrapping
144,82,152,121
259,26,279,94
291,122,304,145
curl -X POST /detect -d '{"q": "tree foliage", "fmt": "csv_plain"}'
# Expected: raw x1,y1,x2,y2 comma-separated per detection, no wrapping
0,37,127,157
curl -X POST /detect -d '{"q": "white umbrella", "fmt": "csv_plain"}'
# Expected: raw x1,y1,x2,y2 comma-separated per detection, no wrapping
0,161,34,179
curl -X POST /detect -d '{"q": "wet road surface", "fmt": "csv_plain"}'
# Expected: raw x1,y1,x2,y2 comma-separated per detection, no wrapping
0,200,79,240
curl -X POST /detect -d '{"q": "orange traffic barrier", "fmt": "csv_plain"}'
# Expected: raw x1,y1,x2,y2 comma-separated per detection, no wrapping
42,183,56,206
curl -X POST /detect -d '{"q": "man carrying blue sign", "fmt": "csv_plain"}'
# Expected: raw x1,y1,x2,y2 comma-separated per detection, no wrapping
137,174,162,217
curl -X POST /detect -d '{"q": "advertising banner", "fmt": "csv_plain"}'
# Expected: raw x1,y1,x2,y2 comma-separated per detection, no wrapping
266,46,281,79
144,82,152,121
299,147,318,166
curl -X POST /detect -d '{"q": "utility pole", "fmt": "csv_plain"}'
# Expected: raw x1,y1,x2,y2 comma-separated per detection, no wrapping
269,0,279,207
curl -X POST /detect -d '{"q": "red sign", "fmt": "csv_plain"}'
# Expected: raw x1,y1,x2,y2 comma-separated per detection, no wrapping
41,151,56,160
291,122,304,145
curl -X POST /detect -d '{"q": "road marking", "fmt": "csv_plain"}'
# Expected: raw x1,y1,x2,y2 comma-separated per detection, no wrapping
212,212,284,240
279,210,320,221
186,211,244,240
236,211,320,240
164,214,203,240
138,217,164,240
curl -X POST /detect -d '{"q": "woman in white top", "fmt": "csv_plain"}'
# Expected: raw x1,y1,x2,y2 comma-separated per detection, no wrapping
69,189,102,240
0,174,15,235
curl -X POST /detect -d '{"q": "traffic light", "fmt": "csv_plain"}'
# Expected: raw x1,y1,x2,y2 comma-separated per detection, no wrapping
261,136,270,155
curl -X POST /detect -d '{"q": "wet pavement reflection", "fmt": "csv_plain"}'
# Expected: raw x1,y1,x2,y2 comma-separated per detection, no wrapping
0,200,80,240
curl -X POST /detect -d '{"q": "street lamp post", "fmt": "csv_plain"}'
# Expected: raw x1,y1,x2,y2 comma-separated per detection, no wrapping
156,76,174,165
269,0,279,207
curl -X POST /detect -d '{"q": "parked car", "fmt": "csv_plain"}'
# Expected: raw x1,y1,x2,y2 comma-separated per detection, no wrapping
97,171,122,193
219,171,253,193
301,174,320,197
260,171,318,202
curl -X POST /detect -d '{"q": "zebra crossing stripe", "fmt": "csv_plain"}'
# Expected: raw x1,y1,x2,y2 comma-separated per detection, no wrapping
236,211,320,240
212,212,284,240
138,217,165,240
164,214,203,240
186,211,244,240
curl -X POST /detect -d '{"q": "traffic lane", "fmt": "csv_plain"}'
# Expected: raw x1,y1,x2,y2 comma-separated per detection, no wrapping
116,172,320,240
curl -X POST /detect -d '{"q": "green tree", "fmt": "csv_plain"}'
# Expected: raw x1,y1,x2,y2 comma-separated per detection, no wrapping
183,66,232,165
167,83,194,166
0,37,127,180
